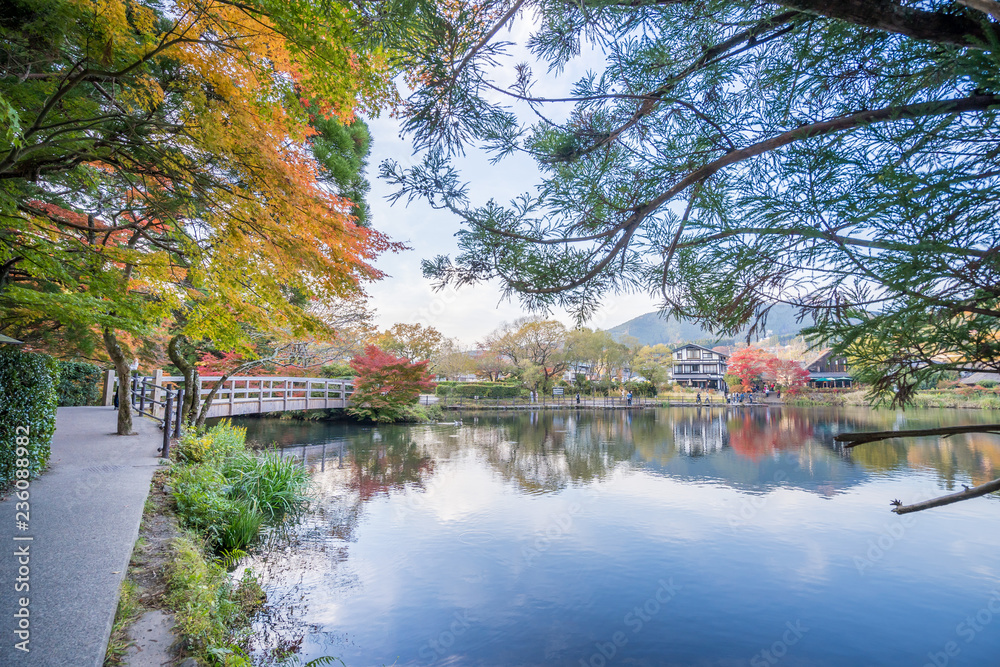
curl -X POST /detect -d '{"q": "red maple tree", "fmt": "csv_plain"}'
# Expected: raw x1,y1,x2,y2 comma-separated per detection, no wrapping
766,357,812,394
727,347,773,391
348,345,436,422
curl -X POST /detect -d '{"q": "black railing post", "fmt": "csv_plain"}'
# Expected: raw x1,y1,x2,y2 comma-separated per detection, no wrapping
162,391,173,458
139,379,147,413
174,388,184,437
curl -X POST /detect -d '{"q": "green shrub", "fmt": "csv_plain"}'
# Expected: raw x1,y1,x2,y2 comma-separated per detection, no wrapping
175,432,215,463
218,503,265,554
172,464,241,546
0,348,58,487
201,421,248,460
175,421,247,463
977,380,998,389
624,380,657,397
981,395,1000,410
56,360,103,406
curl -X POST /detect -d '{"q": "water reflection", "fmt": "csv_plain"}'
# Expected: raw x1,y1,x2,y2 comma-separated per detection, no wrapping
242,406,1000,496
235,407,1000,667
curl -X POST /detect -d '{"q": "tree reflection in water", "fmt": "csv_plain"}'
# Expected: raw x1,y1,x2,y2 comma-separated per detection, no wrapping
349,430,435,500
232,406,1000,663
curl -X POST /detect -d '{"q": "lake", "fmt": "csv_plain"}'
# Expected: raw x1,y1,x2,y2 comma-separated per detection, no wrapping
235,406,1000,667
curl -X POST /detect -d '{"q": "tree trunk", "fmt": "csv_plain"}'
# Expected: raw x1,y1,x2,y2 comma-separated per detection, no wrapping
102,327,135,435
188,368,200,424
167,334,201,425
195,372,233,428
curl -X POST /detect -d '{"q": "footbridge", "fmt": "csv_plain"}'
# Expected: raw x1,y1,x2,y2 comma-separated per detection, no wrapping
103,371,353,419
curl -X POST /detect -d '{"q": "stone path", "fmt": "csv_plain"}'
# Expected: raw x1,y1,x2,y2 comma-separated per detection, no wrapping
0,407,163,667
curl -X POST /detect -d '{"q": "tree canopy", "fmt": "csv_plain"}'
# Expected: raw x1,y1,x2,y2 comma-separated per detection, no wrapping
0,0,401,432
1,0,396,337
382,0,1000,406
373,322,445,361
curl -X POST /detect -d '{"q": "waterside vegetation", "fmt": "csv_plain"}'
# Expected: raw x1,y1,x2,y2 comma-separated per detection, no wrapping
108,420,311,665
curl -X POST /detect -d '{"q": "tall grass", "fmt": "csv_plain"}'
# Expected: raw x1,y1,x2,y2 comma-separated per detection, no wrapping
171,421,310,555
221,451,309,521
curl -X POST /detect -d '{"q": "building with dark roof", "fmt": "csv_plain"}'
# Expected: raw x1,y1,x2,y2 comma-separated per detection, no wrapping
805,349,853,388
670,344,728,389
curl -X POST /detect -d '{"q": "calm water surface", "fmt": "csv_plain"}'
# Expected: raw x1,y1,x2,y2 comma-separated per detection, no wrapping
235,407,1000,667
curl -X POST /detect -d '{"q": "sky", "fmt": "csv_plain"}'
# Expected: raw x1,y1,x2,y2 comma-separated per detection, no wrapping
359,18,662,347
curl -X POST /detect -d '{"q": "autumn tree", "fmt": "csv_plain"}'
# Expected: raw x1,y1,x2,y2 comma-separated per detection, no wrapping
766,357,811,393
382,0,1000,409
348,345,436,423
431,338,477,380
1,0,399,433
727,347,774,391
472,346,514,382
483,317,568,391
373,323,445,362
633,344,674,387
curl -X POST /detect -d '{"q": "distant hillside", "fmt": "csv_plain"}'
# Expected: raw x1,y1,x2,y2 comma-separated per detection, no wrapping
606,304,808,347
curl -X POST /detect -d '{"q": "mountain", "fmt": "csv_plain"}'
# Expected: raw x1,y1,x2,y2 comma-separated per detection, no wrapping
605,304,808,346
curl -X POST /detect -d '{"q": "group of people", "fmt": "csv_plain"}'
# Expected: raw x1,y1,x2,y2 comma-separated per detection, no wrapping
725,385,780,404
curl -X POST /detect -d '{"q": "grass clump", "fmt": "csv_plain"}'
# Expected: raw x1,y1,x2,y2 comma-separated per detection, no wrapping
167,533,265,666
104,579,143,666
170,420,309,555
221,451,309,520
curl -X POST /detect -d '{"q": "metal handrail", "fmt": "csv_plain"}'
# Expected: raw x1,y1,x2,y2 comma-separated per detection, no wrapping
129,376,182,457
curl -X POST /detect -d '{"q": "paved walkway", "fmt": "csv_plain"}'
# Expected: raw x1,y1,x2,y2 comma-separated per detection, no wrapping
0,407,162,667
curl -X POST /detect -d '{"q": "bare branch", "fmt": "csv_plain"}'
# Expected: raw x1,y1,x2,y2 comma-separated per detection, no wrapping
892,477,1000,514
835,423,1000,447
956,0,1000,22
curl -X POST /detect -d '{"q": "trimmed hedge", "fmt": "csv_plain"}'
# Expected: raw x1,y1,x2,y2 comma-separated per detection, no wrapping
57,360,103,406
435,382,525,398
0,348,59,487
